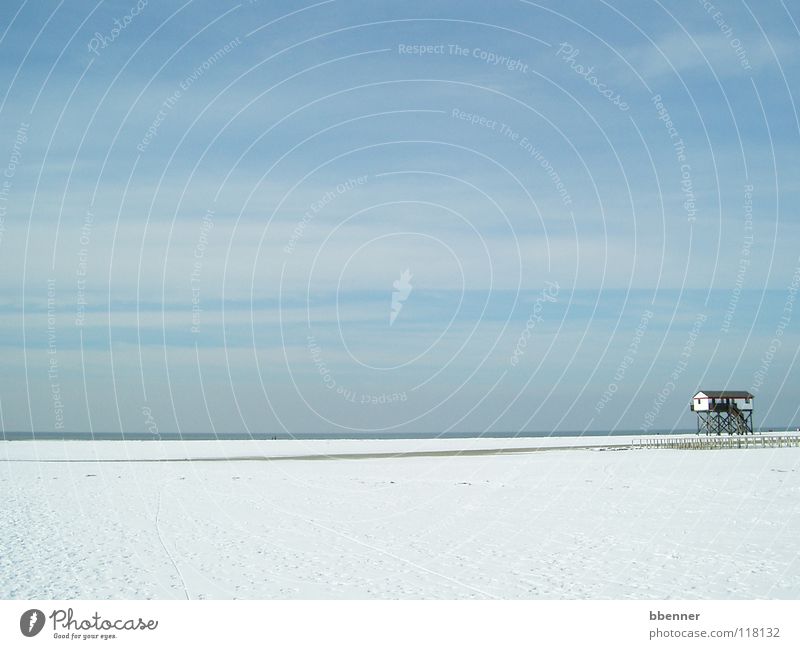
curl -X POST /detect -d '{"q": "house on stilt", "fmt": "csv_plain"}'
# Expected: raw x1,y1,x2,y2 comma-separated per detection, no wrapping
690,390,754,435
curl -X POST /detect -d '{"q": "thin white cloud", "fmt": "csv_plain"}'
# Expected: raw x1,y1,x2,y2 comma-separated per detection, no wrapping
625,31,789,81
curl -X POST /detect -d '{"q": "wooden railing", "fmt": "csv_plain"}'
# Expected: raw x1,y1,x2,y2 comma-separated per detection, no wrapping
632,435,800,450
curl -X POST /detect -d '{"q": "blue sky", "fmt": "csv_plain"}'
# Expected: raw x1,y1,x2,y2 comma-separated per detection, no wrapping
0,0,798,434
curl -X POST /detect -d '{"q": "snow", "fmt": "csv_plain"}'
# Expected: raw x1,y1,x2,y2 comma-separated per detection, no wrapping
0,434,638,461
1,437,799,599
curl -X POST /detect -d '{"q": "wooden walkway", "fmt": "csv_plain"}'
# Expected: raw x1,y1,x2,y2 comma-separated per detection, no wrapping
632,435,800,450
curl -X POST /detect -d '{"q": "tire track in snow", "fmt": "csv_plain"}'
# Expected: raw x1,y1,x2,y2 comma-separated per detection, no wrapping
155,484,191,600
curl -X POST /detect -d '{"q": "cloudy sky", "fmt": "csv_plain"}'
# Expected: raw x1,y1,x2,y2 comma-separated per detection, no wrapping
0,0,798,435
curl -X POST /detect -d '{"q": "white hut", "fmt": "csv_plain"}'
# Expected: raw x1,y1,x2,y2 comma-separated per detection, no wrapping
690,390,754,435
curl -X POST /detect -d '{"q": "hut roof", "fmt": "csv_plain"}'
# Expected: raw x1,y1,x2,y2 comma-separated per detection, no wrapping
694,390,754,399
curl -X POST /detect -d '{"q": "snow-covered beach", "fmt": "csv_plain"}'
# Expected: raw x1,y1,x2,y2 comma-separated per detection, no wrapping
2,436,799,599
